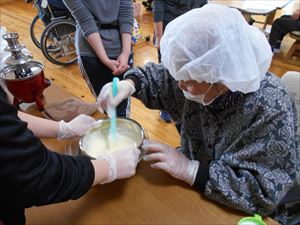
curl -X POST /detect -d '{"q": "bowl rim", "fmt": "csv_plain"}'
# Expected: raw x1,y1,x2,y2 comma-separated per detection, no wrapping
78,117,146,159
0,61,44,81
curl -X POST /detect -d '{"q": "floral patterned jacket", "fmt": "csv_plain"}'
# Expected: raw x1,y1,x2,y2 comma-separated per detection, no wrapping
125,62,299,216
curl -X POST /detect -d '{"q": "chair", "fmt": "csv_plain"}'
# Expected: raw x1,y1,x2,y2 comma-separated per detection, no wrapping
280,71,300,225
285,31,300,66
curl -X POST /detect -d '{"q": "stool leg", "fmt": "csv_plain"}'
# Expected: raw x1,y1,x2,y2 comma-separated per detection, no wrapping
285,40,300,66
285,42,297,60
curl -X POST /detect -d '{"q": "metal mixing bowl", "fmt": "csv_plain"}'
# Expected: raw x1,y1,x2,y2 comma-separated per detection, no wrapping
79,117,147,159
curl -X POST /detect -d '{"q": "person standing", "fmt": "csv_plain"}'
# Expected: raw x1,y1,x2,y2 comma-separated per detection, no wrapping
0,80,140,225
153,0,207,123
63,0,134,117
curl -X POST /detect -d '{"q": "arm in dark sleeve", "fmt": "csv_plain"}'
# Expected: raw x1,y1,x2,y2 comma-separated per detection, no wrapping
118,0,134,34
63,0,98,37
153,0,164,22
124,62,185,122
193,160,210,192
0,95,94,208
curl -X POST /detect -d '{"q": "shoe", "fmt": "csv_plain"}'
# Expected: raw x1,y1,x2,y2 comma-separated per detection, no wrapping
248,17,255,25
272,47,281,54
142,1,152,11
160,111,172,123
142,1,149,8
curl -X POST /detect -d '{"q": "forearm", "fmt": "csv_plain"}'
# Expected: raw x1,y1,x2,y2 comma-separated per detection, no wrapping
91,159,109,185
18,111,59,138
204,160,292,215
124,64,184,121
86,33,109,63
203,109,297,215
121,33,132,55
124,63,175,97
154,21,163,48
154,21,163,38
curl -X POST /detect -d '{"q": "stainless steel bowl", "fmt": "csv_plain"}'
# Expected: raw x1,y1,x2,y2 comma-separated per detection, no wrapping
79,118,147,159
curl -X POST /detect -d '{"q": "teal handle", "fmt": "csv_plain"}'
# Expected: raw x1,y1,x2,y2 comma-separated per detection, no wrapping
112,77,119,97
110,77,119,139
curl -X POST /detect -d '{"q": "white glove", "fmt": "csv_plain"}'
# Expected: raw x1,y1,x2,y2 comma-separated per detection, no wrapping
143,141,199,185
97,80,135,114
98,148,140,184
57,114,97,140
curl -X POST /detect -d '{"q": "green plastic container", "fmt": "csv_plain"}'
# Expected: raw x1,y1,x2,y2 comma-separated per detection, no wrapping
238,214,267,225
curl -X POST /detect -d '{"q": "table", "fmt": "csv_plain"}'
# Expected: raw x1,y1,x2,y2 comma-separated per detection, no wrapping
24,86,279,225
25,137,279,224
209,0,291,10
209,0,291,29
258,0,292,9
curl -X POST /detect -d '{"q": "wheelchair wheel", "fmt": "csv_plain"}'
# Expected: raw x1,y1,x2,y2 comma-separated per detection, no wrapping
30,14,44,49
40,19,77,66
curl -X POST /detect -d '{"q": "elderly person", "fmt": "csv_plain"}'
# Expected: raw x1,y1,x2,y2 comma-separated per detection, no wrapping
97,4,299,223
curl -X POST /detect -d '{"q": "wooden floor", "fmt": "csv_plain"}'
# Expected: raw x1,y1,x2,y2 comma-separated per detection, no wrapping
0,0,300,149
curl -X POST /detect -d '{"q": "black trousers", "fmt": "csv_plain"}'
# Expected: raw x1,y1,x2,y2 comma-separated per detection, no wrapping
79,54,133,117
269,15,300,48
0,206,25,225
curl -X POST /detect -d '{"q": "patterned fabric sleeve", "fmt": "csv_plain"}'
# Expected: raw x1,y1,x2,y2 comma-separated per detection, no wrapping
124,62,185,122
204,79,299,215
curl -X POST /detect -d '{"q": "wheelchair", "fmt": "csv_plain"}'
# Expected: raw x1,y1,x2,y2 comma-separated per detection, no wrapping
27,0,77,66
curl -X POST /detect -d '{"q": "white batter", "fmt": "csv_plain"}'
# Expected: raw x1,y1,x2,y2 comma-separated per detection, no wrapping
82,130,138,158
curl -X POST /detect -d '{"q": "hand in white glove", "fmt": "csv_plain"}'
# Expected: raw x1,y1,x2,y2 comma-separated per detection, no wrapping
98,147,140,184
57,114,97,140
143,140,199,185
97,80,135,114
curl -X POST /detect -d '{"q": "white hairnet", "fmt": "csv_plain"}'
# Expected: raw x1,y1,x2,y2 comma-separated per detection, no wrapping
160,4,273,93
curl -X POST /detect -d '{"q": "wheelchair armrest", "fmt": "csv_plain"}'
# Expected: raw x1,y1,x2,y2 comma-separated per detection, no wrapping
52,9,71,19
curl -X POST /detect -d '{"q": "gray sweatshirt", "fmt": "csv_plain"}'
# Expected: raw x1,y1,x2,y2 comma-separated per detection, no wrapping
63,0,133,58
153,0,207,25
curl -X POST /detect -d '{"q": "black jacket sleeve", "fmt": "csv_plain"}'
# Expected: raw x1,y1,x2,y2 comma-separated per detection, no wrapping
0,87,94,211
